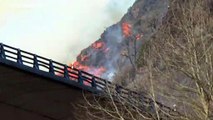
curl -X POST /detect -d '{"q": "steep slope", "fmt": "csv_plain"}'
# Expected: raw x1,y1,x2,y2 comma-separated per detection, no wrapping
72,0,169,80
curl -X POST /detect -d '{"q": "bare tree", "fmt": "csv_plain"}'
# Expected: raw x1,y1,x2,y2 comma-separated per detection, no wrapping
138,0,213,119
75,0,212,120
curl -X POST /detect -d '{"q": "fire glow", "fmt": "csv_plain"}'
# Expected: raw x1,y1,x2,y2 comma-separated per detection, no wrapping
122,22,132,37
92,41,105,49
70,22,135,78
67,0,169,81
71,61,106,77
70,22,143,79
70,39,108,77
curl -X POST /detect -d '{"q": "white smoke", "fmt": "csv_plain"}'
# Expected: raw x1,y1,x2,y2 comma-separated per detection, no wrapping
0,0,135,63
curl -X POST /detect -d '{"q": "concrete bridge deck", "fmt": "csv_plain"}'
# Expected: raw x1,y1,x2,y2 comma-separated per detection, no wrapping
0,64,85,120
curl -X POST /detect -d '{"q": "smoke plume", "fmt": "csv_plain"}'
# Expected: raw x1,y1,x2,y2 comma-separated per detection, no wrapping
0,0,135,63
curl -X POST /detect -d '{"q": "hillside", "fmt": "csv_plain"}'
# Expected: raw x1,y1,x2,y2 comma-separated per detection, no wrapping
78,0,213,119
72,0,169,80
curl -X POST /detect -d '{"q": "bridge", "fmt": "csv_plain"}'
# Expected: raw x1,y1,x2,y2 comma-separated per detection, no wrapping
0,43,178,119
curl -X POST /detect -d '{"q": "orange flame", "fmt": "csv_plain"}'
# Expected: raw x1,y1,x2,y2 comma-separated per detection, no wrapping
73,61,90,71
71,61,106,77
122,22,132,37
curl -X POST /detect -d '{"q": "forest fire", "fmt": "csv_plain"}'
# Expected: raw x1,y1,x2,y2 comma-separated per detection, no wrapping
122,22,132,37
71,61,106,77
70,21,153,80
70,39,108,77
71,22,135,79
72,61,90,71
46,0,173,87
92,41,105,49
69,0,168,81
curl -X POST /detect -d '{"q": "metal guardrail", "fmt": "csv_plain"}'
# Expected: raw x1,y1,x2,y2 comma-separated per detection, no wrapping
0,43,179,117
0,43,110,90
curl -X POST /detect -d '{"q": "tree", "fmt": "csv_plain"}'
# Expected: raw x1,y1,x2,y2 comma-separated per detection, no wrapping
139,0,213,119
76,0,213,119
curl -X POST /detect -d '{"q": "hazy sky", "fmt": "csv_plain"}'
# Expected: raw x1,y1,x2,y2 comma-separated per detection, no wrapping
0,0,135,63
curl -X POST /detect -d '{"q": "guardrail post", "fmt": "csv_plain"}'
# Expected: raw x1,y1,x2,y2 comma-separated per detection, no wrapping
91,76,97,88
0,43,5,59
17,49,23,64
64,65,69,80
33,55,39,69
49,60,54,74
78,71,83,85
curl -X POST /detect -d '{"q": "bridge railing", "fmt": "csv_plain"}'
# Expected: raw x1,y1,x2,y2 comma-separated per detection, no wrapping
0,43,111,90
0,43,179,117
0,43,150,97
0,43,132,90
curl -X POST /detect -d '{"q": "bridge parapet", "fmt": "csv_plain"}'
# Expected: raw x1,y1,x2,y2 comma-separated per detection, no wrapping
0,43,180,118
0,43,109,91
